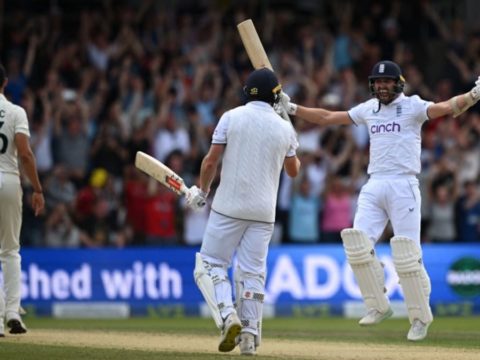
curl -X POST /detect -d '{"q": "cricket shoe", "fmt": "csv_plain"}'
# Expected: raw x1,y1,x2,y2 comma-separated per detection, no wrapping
359,307,393,326
218,312,241,352
6,318,27,334
407,319,430,341
239,332,256,356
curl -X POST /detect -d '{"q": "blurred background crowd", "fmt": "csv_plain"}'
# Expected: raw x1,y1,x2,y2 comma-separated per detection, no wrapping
1,0,479,247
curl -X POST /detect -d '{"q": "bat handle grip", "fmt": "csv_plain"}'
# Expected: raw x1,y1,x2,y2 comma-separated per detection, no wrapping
181,185,190,196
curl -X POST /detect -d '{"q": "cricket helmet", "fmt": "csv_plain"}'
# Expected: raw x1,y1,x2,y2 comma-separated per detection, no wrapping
244,67,282,105
368,60,405,102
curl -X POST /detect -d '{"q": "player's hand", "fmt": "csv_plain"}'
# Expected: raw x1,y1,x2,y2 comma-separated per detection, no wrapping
186,185,207,211
31,192,45,216
278,91,298,115
274,102,291,122
470,76,480,101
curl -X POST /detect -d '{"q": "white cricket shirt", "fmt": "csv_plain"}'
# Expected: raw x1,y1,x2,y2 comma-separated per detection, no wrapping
211,101,297,223
0,94,30,176
348,93,432,175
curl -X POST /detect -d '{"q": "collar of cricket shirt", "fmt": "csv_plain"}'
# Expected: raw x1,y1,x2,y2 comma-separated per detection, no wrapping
247,101,274,110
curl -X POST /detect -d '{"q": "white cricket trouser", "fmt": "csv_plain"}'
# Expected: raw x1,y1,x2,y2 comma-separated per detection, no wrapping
200,211,273,274
200,211,273,317
0,172,23,319
354,174,421,247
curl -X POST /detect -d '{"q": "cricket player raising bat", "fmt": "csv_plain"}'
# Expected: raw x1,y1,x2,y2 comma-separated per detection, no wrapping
186,68,300,355
277,60,480,341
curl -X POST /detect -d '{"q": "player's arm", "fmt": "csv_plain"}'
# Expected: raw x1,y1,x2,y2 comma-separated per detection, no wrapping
199,144,225,194
295,106,352,126
15,133,45,216
278,92,351,126
283,128,301,177
428,76,480,119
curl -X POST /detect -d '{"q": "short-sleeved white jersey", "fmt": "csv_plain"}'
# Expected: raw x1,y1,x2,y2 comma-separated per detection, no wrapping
0,94,30,175
348,93,432,175
211,101,297,223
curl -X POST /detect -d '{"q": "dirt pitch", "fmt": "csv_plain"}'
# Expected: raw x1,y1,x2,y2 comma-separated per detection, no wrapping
2,329,479,360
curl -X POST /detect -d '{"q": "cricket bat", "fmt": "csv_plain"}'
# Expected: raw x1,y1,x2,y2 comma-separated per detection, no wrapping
237,19,273,71
135,151,188,196
237,19,292,123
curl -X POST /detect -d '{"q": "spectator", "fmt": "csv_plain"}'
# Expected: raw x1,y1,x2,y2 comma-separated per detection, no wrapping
143,181,180,246
53,97,90,186
44,165,77,210
455,180,480,242
321,176,354,243
78,197,123,248
45,203,82,248
29,90,54,177
90,116,128,179
74,168,116,224
289,176,320,243
153,113,191,163
123,166,148,245
427,184,457,243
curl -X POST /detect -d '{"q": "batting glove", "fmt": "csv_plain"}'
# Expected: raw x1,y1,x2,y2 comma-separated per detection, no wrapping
186,185,207,211
274,102,291,122
470,76,480,101
278,91,298,115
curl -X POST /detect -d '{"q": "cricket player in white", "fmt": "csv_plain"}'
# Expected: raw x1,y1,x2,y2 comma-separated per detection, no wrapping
186,68,300,355
0,63,44,336
278,60,480,341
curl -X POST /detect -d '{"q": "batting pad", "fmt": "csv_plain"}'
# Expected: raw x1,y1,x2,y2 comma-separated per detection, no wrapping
235,267,265,347
341,228,390,313
391,237,433,324
193,253,224,328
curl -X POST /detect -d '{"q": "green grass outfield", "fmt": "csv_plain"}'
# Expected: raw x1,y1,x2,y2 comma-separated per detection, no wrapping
1,316,479,359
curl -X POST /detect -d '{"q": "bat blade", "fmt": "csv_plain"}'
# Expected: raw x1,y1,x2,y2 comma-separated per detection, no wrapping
237,19,293,125
135,151,188,195
237,19,273,71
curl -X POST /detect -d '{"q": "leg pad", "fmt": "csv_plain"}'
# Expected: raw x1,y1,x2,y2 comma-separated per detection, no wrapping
341,228,390,313
391,236,433,324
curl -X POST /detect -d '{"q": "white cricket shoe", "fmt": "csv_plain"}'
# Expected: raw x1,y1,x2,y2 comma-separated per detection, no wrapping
239,332,256,356
218,312,241,352
359,307,393,326
407,319,430,341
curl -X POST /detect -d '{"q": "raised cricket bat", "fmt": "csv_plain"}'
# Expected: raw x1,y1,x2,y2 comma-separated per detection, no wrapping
237,19,273,71
135,151,188,196
237,19,291,123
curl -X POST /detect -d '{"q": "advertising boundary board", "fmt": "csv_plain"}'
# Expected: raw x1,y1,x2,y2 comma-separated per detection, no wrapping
4,245,478,317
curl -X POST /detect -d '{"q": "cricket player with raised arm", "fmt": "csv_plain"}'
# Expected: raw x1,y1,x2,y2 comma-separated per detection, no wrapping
185,68,300,355
0,63,44,337
277,60,480,341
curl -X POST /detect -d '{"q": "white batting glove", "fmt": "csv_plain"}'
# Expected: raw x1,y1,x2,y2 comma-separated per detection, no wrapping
274,102,291,121
470,76,480,101
186,185,207,211
278,91,298,115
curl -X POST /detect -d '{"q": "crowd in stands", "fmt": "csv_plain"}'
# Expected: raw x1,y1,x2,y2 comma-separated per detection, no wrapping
1,0,479,247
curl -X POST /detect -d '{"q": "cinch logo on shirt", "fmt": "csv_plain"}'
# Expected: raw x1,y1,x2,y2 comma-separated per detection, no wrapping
371,122,401,134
